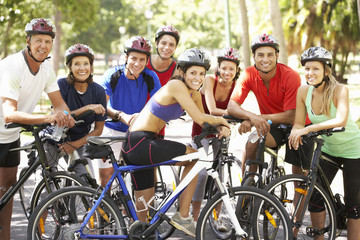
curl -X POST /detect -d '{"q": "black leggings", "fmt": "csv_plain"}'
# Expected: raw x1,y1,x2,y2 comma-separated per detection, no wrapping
122,131,186,190
309,152,360,219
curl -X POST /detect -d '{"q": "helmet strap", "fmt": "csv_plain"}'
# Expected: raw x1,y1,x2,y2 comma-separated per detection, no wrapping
26,45,50,63
125,64,139,88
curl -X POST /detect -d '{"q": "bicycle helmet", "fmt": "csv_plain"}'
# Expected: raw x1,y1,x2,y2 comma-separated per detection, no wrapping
217,47,241,66
251,33,279,53
124,36,152,57
177,48,211,71
25,18,56,38
155,25,180,45
65,44,94,65
301,47,332,68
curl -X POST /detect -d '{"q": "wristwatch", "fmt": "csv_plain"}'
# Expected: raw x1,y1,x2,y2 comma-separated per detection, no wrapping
114,111,121,120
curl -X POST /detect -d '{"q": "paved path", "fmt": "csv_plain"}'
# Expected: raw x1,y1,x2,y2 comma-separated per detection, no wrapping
10,105,348,239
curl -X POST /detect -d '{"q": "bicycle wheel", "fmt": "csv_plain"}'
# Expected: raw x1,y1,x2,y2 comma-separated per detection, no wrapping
196,186,292,240
27,186,126,240
29,171,86,216
18,167,36,219
265,174,336,239
151,165,180,239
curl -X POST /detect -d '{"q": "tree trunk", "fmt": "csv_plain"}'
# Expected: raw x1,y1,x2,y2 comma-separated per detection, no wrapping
268,0,288,64
238,0,251,68
358,0,360,31
1,17,14,58
52,7,62,75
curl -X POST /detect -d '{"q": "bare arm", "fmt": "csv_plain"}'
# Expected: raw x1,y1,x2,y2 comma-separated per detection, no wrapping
203,75,227,116
61,120,105,154
289,84,349,150
2,97,55,124
48,91,75,127
170,81,229,128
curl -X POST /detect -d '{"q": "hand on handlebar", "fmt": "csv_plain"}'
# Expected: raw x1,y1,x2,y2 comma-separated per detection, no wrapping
86,104,106,116
288,128,308,150
216,125,231,138
52,110,75,128
249,115,270,137
238,120,252,134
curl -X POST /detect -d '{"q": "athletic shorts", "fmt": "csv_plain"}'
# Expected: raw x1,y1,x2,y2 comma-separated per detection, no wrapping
122,131,187,191
0,139,21,167
270,124,314,170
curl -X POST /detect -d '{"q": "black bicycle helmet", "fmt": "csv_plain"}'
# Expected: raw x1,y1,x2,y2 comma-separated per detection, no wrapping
217,47,241,66
25,18,56,38
301,47,333,68
251,33,279,53
124,36,152,57
155,25,180,45
65,44,94,65
177,48,211,71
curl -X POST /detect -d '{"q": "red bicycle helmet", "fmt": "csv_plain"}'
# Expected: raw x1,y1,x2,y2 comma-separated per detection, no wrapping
65,44,94,65
25,18,56,38
217,47,241,66
251,33,279,53
155,25,180,45
124,36,152,57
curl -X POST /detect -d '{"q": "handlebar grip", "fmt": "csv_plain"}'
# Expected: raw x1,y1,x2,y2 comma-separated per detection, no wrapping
5,122,23,129
222,114,244,123
74,110,95,121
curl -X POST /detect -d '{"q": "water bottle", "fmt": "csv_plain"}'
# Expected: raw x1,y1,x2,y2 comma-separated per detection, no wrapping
248,120,272,143
51,111,68,141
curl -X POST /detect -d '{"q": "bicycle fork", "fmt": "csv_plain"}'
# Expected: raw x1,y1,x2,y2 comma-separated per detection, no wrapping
207,168,248,238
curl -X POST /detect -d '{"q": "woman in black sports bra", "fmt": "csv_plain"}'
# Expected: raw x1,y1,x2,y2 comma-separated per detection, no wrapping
122,48,230,235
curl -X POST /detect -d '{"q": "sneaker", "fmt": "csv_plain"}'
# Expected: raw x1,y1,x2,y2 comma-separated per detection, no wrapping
214,216,229,232
171,212,196,237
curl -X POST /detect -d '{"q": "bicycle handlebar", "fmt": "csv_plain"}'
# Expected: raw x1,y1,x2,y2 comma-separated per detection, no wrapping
5,110,95,133
306,127,345,138
193,122,219,148
222,114,244,123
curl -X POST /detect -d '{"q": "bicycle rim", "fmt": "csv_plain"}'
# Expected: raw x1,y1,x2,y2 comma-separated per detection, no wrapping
151,165,180,239
196,186,292,240
265,174,336,239
30,171,86,215
18,167,34,219
27,186,126,240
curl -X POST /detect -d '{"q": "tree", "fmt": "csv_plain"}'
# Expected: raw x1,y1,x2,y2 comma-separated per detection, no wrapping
238,0,251,68
358,0,360,30
269,0,288,64
0,0,53,58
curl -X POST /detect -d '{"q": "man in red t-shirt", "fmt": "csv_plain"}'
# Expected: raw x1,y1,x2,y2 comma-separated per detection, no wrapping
146,25,180,136
228,33,313,176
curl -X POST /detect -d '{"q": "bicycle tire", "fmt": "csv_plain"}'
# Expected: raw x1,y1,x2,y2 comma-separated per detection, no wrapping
264,174,337,239
151,165,180,239
196,186,292,240
29,171,87,217
27,186,126,240
18,167,36,219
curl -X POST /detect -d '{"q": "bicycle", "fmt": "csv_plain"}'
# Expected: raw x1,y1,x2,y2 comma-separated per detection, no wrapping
27,123,293,239
264,127,346,239
16,111,96,219
223,114,287,188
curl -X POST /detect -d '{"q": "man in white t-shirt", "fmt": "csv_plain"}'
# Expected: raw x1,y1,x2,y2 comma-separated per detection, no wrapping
0,18,74,240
